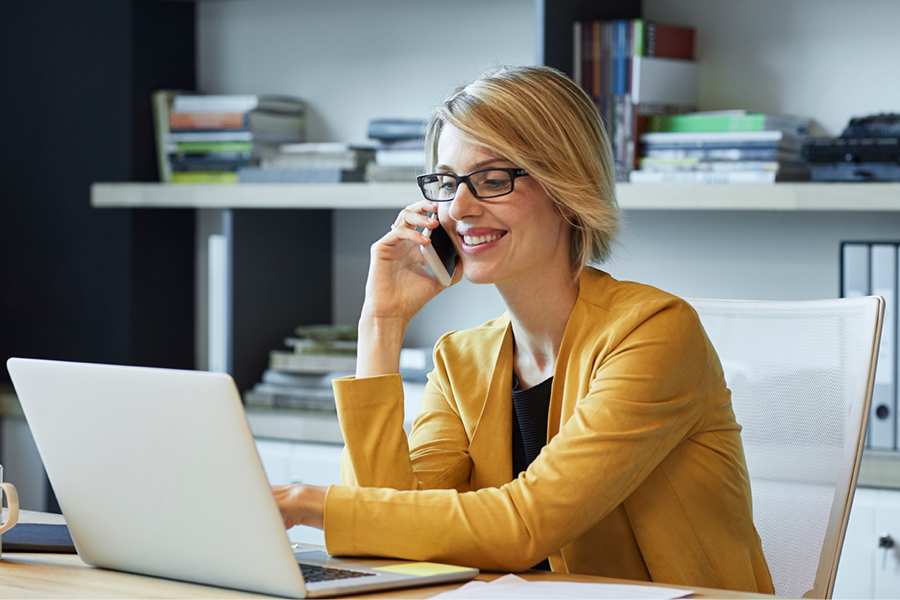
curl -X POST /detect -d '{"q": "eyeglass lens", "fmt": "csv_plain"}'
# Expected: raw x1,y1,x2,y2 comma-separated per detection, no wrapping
421,170,515,201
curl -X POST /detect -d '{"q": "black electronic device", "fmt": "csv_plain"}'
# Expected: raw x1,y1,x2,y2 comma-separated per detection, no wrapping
803,113,900,178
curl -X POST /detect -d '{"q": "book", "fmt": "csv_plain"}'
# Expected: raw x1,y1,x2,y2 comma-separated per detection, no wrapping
170,171,239,184
169,131,254,143
243,384,336,411
171,94,305,115
269,350,357,374
169,112,246,130
173,141,254,154
630,57,699,106
236,167,366,183
261,144,375,170
260,368,352,387
638,158,807,173
365,163,422,183
375,148,426,167
367,119,425,141
643,147,800,162
151,90,185,183
628,169,810,183
640,130,805,152
169,152,252,169
645,20,695,59
648,111,811,135
2,523,76,553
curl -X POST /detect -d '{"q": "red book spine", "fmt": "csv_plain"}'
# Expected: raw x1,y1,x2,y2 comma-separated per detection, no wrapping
169,112,247,130
646,22,695,60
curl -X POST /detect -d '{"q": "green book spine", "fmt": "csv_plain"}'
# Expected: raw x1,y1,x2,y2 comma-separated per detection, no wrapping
648,114,767,132
175,141,254,154
170,171,239,184
632,19,645,57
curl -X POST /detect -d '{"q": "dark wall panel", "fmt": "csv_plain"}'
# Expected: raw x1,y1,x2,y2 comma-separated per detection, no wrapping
0,1,196,382
231,210,333,394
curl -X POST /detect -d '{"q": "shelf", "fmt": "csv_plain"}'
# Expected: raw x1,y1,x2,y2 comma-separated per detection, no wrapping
90,182,418,210
91,182,900,211
617,182,900,211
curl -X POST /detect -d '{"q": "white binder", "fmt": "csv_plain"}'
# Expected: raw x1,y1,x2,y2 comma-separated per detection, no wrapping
842,244,873,447
869,245,896,450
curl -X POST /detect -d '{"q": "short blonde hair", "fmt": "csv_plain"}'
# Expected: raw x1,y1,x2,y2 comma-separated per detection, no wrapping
425,65,619,269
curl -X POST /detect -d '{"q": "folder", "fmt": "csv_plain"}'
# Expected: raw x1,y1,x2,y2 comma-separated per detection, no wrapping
2,523,76,553
869,244,896,450
842,243,873,447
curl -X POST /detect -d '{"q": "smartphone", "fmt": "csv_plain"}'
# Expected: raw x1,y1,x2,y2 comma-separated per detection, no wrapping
420,217,459,287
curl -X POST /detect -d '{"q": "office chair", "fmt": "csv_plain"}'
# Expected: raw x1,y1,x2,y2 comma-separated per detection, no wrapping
687,297,884,599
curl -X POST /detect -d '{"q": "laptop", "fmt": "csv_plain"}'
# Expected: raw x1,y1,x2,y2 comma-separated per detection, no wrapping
6,358,478,598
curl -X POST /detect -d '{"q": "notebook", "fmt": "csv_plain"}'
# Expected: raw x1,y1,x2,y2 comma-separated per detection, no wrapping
6,358,478,598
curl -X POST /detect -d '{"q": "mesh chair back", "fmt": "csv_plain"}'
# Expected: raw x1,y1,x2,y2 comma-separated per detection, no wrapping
687,297,883,599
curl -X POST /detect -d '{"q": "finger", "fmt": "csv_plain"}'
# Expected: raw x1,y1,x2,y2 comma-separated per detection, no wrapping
382,222,432,247
393,201,439,230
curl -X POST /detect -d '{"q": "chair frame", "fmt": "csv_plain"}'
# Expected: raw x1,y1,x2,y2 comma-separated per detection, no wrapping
688,296,884,599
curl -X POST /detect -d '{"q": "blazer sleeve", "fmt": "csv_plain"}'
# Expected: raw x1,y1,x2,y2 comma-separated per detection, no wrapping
332,350,475,492
324,300,712,572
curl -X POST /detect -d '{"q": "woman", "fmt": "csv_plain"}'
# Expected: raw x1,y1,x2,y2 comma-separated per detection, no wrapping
275,65,774,593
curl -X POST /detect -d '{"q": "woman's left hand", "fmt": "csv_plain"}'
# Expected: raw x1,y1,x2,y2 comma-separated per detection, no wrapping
272,484,328,530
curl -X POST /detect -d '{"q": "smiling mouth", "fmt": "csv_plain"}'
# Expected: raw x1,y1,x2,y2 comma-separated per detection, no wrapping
462,232,505,246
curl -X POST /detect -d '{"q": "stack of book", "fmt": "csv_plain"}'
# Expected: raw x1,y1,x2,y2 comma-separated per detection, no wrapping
573,18,699,179
244,325,357,411
239,143,375,183
630,111,812,183
365,119,425,183
152,91,306,184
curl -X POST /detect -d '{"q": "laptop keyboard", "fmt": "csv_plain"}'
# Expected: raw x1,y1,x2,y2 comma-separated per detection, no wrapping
299,562,376,583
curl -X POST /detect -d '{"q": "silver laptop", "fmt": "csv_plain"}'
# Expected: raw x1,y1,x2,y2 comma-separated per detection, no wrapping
6,358,478,598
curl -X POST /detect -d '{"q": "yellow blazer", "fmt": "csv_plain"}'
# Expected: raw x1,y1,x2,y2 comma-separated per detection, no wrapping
326,268,774,593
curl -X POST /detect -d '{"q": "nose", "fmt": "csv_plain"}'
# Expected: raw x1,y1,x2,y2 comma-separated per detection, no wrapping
447,179,482,222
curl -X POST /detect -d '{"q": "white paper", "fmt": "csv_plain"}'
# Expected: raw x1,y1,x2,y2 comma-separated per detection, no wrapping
432,574,693,600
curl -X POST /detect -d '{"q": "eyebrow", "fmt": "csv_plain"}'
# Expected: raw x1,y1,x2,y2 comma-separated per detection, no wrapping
434,157,513,173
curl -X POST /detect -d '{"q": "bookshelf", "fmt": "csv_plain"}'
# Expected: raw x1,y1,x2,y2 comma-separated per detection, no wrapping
92,182,900,212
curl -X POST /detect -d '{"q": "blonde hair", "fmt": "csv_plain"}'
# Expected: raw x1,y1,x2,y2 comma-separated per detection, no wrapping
425,65,619,269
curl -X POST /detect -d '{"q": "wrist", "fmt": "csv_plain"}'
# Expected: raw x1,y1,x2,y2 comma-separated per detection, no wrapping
356,313,406,378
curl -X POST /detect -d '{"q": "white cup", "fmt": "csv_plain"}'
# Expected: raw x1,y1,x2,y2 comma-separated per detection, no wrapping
0,464,20,560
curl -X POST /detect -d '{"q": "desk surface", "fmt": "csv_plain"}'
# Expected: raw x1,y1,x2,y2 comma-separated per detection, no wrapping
1,511,776,599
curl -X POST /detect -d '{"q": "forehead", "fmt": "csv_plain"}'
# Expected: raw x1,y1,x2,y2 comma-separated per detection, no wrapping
436,125,505,171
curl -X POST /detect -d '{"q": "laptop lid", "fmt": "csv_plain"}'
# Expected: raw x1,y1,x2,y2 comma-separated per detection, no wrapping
8,358,309,598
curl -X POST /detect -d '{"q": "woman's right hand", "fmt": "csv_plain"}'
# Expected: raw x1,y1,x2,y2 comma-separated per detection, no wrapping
364,199,460,322
355,199,462,378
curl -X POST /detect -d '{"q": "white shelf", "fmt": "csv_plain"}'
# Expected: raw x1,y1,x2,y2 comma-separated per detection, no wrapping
90,182,418,210
91,182,900,211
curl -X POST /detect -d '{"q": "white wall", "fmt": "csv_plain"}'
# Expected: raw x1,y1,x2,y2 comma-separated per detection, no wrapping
198,0,900,349
197,0,536,144
644,0,900,136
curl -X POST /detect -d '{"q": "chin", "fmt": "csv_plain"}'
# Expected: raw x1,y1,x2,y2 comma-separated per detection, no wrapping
459,265,490,285
460,264,504,286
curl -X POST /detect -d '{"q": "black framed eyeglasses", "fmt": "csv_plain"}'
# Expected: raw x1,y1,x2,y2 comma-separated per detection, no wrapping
416,168,529,202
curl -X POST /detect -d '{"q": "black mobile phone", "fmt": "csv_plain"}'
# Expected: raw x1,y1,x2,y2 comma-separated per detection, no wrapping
420,218,459,287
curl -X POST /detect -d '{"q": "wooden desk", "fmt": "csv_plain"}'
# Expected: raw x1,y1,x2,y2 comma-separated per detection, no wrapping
1,511,776,599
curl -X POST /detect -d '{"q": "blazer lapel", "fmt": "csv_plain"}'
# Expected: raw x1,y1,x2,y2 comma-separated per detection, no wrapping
467,321,515,490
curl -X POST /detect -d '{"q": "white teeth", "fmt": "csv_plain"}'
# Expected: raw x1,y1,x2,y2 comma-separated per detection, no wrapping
463,233,503,246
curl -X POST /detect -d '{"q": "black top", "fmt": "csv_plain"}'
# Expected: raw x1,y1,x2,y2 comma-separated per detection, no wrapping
511,373,554,571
